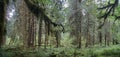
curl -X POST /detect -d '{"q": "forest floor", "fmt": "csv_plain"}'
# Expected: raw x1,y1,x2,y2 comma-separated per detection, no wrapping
0,44,120,57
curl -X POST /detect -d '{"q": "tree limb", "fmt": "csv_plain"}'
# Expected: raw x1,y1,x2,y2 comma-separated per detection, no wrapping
97,0,119,29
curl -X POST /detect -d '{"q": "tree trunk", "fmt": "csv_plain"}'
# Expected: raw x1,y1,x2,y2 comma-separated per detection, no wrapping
44,21,48,49
38,18,42,47
16,0,37,48
98,31,102,46
55,31,61,48
0,0,6,47
93,25,95,46
105,34,107,46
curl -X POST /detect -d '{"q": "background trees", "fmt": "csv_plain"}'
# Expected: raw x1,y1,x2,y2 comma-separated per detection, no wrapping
0,0,120,57
1,0,120,48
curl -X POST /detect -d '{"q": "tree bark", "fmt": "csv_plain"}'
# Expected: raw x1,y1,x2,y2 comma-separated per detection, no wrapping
99,31,102,46
0,0,6,47
38,17,42,47
16,0,37,48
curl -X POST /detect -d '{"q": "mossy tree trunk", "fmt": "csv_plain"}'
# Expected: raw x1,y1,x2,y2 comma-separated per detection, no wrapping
16,0,37,48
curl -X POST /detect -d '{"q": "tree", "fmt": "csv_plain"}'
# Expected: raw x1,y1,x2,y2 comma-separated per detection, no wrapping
23,0,65,48
97,0,120,46
69,0,82,48
98,0,119,29
0,0,7,47
12,0,38,47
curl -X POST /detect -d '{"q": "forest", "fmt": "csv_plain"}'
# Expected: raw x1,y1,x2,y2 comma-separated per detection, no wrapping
0,0,120,57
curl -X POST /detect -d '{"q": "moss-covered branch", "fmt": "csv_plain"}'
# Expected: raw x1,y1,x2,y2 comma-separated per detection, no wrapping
98,0,119,29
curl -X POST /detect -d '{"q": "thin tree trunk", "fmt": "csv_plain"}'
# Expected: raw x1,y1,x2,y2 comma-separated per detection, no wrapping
105,34,107,46
55,31,61,48
27,15,31,47
86,14,90,47
93,25,95,46
78,22,81,48
38,18,42,47
44,21,48,49
78,12,82,48
98,31,102,46
78,34,81,48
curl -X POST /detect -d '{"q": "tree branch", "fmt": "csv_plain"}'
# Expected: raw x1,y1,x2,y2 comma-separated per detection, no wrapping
97,0,119,29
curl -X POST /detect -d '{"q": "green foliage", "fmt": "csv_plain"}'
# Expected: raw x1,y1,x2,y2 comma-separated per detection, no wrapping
61,33,74,47
37,0,52,5
3,0,120,57
1,45,120,57
92,45,120,57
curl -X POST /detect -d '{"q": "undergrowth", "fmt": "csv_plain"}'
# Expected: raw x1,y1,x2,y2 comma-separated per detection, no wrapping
0,45,120,57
